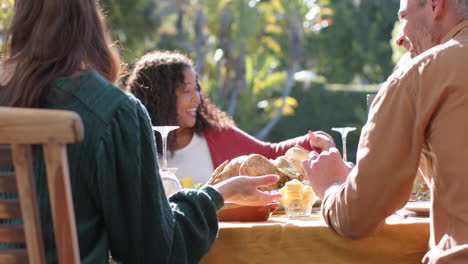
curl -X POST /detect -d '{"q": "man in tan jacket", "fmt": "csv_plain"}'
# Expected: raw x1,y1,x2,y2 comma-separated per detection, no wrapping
303,0,468,263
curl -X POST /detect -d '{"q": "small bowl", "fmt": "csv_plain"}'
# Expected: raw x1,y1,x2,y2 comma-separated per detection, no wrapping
280,198,314,219
218,202,279,222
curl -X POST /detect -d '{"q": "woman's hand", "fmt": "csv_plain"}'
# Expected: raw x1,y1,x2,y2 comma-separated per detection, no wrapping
212,175,282,206
308,130,335,152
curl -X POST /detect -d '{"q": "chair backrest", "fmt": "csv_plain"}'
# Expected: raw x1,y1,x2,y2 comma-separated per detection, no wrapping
0,107,84,263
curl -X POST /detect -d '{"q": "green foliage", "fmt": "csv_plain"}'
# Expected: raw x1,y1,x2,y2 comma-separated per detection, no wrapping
305,0,400,83
100,0,160,61
235,1,259,41
253,72,287,94
0,0,14,49
194,0,310,133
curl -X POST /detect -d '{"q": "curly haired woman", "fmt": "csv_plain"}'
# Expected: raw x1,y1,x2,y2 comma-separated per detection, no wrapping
127,50,334,185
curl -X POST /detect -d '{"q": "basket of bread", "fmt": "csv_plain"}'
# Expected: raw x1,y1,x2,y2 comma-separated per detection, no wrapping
209,147,317,221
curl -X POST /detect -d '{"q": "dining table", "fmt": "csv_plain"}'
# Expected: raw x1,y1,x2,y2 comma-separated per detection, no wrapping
200,208,430,264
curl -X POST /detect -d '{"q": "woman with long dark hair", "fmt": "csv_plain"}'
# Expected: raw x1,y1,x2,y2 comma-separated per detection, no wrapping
127,50,334,185
0,1,280,263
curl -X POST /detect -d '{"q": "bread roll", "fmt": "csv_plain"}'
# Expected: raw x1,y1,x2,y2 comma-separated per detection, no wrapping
285,147,310,161
284,147,310,176
208,150,311,191
208,156,248,185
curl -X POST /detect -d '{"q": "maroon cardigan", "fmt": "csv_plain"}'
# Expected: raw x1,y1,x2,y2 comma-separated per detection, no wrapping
203,126,318,168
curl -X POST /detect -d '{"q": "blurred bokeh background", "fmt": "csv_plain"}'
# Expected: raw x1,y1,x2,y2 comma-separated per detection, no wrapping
0,0,408,162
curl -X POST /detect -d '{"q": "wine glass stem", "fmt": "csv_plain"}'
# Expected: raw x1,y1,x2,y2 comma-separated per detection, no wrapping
161,133,168,170
341,134,348,162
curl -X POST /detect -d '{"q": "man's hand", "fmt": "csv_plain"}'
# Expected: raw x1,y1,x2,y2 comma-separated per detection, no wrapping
302,147,353,199
212,175,282,206
308,130,336,152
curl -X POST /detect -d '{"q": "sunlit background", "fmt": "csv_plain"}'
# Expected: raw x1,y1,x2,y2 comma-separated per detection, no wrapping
0,0,408,162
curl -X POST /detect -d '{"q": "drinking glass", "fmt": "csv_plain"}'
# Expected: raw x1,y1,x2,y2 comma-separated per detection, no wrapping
152,126,182,197
331,127,356,162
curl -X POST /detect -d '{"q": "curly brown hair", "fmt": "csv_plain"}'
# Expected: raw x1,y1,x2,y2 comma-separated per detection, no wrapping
126,50,235,153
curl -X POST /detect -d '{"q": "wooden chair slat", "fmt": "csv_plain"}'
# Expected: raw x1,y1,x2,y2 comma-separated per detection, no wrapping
43,143,80,263
0,224,25,243
0,172,18,193
0,249,29,264
0,200,22,218
11,145,46,263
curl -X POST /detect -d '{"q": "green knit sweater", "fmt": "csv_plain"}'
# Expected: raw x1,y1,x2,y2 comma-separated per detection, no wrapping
31,71,224,263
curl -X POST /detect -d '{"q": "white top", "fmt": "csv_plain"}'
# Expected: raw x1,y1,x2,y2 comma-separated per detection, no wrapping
165,133,214,185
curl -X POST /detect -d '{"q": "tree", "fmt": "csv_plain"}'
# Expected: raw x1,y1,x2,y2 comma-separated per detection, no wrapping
0,0,14,50
255,0,306,139
100,0,160,62
134,0,402,139
304,0,400,83
1,0,403,141
194,0,317,137
103,0,401,140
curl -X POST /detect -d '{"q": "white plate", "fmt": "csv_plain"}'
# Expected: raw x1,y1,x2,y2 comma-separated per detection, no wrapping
404,201,430,214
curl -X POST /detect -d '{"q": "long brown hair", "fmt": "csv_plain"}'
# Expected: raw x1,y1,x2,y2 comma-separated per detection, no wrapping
126,50,235,153
0,0,121,107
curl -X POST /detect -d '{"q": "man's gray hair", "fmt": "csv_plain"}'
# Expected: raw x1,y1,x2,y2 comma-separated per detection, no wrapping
451,0,468,19
420,0,468,19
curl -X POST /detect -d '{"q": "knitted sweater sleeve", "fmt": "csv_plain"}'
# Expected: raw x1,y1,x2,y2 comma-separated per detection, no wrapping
95,97,223,263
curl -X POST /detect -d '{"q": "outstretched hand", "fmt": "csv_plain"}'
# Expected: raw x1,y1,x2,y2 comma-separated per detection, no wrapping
302,147,353,199
212,175,282,206
308,130,335,152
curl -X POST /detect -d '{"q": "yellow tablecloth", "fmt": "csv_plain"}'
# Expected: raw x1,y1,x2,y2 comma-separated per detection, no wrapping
200,212,429,264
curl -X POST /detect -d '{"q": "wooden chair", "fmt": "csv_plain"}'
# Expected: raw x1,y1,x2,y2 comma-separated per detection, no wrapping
0,107,84,263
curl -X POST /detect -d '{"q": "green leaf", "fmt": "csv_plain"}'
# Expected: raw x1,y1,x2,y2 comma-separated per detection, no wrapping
252,72,286,94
